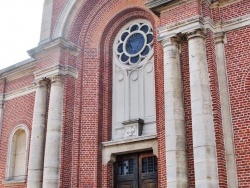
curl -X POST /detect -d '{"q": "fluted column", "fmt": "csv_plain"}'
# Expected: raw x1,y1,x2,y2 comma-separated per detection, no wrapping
43,75,64,188
214,33,238,188
187,29,219,187
162,37,188,187
27,79,49,188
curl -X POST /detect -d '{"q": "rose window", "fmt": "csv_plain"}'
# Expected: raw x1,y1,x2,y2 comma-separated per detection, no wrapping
116,23,153,65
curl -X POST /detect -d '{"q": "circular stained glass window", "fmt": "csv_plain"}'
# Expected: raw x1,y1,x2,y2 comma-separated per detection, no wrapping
116,22,153,65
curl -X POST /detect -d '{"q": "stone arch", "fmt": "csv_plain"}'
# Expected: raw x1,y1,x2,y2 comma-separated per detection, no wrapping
62,1,166,186
52,0,86,39
5,124,30,182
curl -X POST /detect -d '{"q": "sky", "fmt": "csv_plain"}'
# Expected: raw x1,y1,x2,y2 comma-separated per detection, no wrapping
0,0,44,70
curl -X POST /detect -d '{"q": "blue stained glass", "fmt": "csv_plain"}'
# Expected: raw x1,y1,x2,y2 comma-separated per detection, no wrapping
141,25,149,33
147,34,153,44
121,32,129,41
131,55,140,64
121,54,129,62
126,33,145,55
130,25,139,32
141,46,150,56
117,43,123,53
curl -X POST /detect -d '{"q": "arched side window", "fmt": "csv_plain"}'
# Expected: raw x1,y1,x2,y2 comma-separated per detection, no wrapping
5,125,30,183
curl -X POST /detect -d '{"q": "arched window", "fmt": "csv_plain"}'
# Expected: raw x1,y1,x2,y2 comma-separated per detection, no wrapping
112,19,156,140
5,125,29,183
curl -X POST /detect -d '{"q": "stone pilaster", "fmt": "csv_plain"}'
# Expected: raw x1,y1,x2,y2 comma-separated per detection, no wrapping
43,75,64,188
161,37,188,187
187,29,219,188
39,0,53,44
214,33,238,188
27,79,49,188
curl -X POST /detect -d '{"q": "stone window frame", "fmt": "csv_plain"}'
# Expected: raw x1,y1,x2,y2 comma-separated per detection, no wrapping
113,19,154,70
3,124,30,185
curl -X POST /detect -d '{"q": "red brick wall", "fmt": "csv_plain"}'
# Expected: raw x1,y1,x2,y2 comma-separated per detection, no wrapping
225,26,250,187
160,0,200,26
219,0,250,21
180,40,195,187
0,93,35,188
5,75,34,93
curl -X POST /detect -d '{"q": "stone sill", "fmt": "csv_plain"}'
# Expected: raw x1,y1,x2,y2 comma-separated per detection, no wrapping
103,134,157,147
2,179,26,186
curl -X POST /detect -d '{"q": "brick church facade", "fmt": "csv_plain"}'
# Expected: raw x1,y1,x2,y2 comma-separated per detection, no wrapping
0,0,249,187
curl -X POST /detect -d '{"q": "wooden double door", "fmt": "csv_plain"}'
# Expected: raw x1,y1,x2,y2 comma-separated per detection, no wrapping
115,152,157,188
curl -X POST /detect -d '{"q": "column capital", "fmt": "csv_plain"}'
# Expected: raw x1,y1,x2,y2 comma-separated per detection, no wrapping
33,78,50,87
214,32,225,44
187,29,206,40
161,36,180,48
50,75,64,84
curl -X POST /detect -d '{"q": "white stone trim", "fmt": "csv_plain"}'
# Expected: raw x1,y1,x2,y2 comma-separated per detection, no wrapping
214,33,238,188
158,15,205,40
29,38,82,58
102,135,157,164
222,14,250,32
211,0,243,8
4,85,36,101
0,60,36,82
4,124,30,184
52,0,77,39
34,64,78,82
158,14,250,40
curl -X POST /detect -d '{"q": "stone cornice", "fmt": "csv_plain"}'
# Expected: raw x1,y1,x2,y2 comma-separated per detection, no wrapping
158,15,205,41
146,0,196,15
0,59,36,82
211,0,243,8
28,37,82,58
158,14,250,41
145,0,174,9
34,64,78,82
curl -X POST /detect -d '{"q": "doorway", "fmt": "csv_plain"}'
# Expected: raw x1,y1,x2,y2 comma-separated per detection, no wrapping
114,152,157,188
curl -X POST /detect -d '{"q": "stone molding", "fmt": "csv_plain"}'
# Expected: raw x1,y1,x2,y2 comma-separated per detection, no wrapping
52,0,79,39
211,0,243,8
146,0,194,14
0,59,36,82
158,15,205,41
158,14,250,41
28,37,82,58
4,85,36,101
34,64,78,82
102,135,157,164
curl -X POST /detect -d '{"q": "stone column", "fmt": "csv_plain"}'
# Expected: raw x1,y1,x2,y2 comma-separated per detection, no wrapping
162,37,188,187
214,33,238,188
27,79,49,188
43,75,64,188
187,29,219,187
